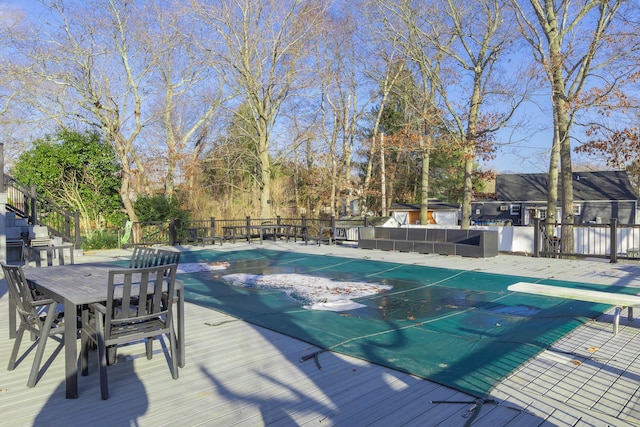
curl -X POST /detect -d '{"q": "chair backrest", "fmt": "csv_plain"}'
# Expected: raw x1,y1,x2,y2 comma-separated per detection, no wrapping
156,249,181,266
104,264,178,341
129,247,158,268
2,263,42,319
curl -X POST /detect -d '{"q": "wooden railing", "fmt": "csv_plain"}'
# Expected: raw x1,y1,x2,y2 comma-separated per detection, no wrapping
2,174,81,249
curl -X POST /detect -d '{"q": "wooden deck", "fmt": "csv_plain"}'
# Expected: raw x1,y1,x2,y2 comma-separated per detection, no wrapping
2,243,640,426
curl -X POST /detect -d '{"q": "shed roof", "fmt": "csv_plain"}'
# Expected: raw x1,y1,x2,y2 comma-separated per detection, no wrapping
496,170,637,202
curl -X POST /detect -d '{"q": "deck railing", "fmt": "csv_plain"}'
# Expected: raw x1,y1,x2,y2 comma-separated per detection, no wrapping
123,215,640,264
533,217,640,262
122,215,370,247
3,174,81,248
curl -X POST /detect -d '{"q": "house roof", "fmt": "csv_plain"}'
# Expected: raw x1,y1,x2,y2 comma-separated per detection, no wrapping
390,201,459,211
496,170,637,202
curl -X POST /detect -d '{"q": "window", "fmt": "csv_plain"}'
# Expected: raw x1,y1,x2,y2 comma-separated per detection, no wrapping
510,204,521,216
573,204,581,215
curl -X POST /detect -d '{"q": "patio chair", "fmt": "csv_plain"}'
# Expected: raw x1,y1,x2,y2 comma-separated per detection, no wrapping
80,264,179,399
2,263,65,387
129,246,158,268
156,248,181,266
26,236,53,267
198,228,223,246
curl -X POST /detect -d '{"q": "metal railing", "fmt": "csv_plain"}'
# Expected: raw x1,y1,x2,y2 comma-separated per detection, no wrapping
122,215,370,247
534,217,640,262
3,174,81,249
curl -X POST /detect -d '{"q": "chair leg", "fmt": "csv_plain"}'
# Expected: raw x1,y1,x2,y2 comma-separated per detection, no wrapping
107,346,117,365
27,308,57,387
7,326,26,370
169,330,178,380
81,309,90,376
146,337,153,360
96,315,109,400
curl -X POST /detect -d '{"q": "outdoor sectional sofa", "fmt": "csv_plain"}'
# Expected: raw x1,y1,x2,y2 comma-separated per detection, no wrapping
358,226,499,258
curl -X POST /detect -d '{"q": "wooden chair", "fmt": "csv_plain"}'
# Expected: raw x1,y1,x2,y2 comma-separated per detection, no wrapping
80,264,179,399
2,263,65,387
26,236,52,267
156,249,181,266
6,237,27,263
129,246,158,268
198,228,224,246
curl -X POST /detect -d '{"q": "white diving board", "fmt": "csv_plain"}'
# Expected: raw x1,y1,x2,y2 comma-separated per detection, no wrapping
508,281,640,334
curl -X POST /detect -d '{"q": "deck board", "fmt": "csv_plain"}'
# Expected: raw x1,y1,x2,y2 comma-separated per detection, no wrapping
3,243,640,425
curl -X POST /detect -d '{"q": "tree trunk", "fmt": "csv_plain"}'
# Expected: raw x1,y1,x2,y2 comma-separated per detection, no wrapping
545,111,560,251
419,133,431,225
460,151,474,230
380,133,387,216
258,130,272,218
559,104,575,253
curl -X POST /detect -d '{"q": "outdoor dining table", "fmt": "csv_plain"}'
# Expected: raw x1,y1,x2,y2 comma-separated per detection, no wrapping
15,262,185,399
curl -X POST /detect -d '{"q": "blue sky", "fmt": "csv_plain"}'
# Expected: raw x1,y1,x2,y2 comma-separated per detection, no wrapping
0,0,614,175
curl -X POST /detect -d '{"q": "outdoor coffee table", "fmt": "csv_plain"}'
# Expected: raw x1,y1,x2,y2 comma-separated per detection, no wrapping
18,262,185,399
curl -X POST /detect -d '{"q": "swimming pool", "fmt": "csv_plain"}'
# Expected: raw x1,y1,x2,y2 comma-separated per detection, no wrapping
177,248,615,398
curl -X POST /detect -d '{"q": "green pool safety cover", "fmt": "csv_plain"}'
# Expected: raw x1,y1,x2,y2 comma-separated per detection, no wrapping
177,249,617,398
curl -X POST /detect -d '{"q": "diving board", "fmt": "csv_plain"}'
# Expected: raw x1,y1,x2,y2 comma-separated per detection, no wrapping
508,281,640,334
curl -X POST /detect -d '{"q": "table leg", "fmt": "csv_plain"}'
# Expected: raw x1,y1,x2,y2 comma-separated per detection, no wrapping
64,299,79,398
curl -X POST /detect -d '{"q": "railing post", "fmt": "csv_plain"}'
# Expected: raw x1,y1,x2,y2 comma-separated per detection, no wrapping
73,211,81,249
301,215,307,242
169,219,176,246
533,217,540,257
30,185,37,224
246,216,251,238
210,216,216,237
610,218,618,263
277,215,281,225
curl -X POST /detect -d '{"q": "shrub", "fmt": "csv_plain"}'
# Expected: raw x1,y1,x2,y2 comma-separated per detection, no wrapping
82,230,120,250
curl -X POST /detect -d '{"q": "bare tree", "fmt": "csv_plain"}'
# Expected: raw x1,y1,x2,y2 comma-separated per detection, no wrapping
315,7,370,217
512,0,634,252
142,2,233,200
192,0,327,217
376,0,525,228
374,0,448,224
9,0,159,222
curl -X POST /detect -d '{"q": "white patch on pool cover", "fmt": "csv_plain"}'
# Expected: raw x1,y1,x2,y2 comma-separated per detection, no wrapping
177,262,230,274
222,273,392,312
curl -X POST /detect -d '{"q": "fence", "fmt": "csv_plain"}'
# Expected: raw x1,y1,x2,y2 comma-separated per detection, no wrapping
533,218,640,262
122,216,370,247
121,215,640,264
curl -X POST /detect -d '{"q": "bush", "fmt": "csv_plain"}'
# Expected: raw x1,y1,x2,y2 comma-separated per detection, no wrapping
82,230,120,250
134,194,190,222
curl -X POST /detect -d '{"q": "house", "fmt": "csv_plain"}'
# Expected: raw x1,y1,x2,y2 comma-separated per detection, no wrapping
472,170,638,225
389,200,460,226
